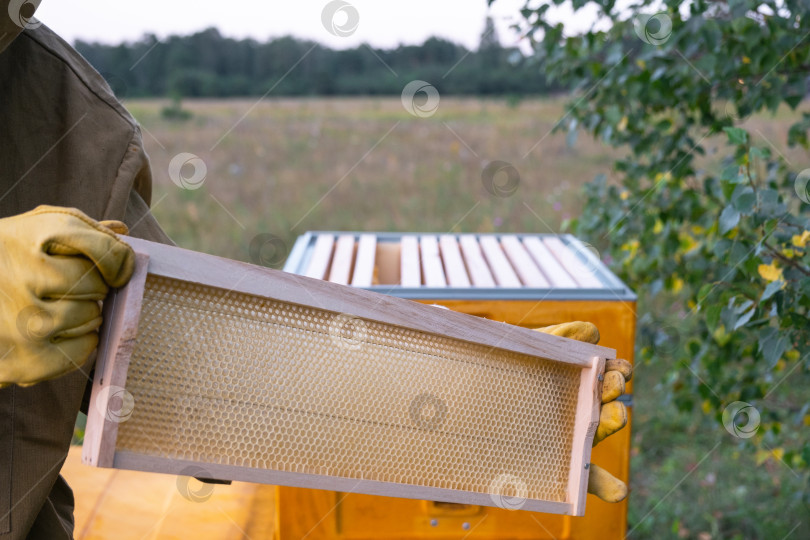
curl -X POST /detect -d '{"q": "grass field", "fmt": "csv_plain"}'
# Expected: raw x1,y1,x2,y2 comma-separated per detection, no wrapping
127,97,619,258
123,96,809,539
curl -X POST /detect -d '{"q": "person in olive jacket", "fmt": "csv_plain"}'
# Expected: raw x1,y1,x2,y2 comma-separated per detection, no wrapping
1,2,170,537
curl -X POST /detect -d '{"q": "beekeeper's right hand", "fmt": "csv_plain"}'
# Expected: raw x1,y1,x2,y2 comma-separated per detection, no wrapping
535,321,632,503
0,205,134,388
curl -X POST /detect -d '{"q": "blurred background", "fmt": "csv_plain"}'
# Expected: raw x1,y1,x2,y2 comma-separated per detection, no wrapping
42,0,810,537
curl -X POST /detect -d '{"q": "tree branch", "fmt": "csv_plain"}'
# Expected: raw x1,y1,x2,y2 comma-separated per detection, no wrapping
764,241,810,276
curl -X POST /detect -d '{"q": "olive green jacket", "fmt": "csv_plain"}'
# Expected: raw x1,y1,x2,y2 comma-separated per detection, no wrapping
1,2,170,538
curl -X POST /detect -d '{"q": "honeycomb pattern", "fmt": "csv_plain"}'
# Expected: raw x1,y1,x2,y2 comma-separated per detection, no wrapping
116,275,582,502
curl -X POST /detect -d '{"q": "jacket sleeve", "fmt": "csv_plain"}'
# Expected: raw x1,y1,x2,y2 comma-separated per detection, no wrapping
105,125,174,245
0,21,173,246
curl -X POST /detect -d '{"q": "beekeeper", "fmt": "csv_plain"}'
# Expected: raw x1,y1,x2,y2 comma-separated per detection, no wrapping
1,1,169,538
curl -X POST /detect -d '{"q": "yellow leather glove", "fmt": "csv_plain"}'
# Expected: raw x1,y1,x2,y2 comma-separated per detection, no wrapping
0,206,135,387
534,321,632,503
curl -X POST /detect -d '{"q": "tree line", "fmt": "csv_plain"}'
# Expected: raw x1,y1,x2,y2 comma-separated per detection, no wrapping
75,21,557,98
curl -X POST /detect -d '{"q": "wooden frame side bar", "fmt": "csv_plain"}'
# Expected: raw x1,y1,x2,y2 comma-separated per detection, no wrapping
121,237,615,367
82,252,150,468
566,355,605,516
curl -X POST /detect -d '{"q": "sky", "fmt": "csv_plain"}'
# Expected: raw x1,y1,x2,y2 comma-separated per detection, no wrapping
34,0,590,51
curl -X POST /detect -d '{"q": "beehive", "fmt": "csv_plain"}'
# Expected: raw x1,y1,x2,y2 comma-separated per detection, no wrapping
278,232,637,540
287,232,625,296
83,236,615,518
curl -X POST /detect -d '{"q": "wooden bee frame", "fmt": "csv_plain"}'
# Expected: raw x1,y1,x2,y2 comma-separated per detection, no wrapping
83,237,613,516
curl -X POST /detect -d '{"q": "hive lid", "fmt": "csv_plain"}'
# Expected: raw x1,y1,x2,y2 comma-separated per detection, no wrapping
285,232,636,301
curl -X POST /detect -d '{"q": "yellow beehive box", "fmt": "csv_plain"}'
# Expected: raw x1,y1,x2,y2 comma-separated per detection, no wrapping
277,232,636,540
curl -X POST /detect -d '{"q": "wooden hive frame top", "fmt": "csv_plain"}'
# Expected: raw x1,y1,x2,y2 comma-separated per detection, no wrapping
285,232,637,301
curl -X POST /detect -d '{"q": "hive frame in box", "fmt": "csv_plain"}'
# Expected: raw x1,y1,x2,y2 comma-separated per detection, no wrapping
83,236,615,516
285,231,635,301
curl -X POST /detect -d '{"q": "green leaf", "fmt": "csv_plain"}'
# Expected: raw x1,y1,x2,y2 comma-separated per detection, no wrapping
758,327,789,367
761,280,784,302
731,184,755,213
757,189,786,218
723,126,749,145
706,304,722,330
749,146,771,161
721,164,742,182
721,298,754,331
719,205,740,234
733,305,756,330
713,239,732,258
698,283,714,304
728,241,749,267
785,94,803,109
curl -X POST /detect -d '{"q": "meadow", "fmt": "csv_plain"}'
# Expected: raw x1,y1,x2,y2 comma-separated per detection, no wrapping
126,97,619,258
120,96,808,538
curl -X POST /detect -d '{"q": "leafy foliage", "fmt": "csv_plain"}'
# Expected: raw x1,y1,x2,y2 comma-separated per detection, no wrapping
506,0,810,510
